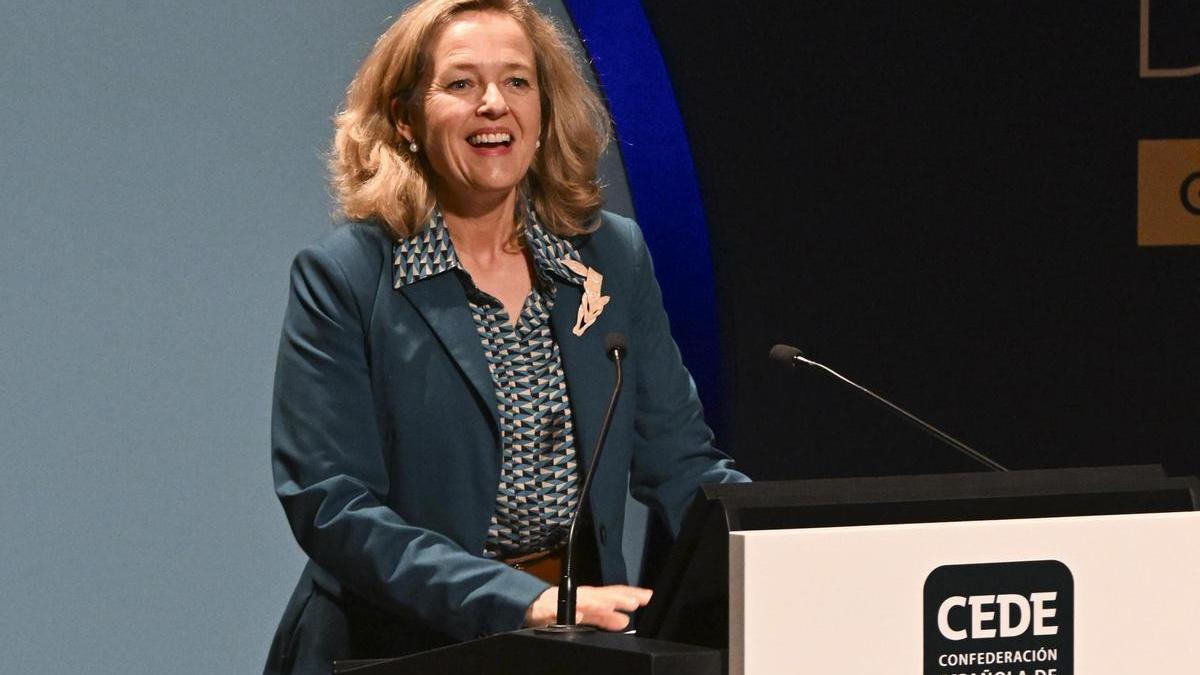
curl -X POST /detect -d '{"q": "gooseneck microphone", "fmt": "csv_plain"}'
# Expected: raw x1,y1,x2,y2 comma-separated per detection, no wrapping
769,344,1008,473
539,332,628,633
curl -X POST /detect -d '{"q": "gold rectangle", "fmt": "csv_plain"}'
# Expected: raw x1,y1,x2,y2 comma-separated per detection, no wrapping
1137,139,1200,246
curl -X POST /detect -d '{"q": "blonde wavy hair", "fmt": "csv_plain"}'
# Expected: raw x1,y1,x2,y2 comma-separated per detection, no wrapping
330,0,610,238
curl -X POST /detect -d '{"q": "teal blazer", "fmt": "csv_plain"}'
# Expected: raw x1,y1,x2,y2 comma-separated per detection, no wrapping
265,212,747,674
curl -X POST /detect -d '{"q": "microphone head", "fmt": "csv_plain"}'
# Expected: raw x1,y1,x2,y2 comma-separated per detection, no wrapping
604,332,628,360
768,344,804,366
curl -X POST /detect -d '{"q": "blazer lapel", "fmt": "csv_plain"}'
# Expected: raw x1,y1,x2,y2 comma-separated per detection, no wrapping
399,274,500,432
551,279,612,474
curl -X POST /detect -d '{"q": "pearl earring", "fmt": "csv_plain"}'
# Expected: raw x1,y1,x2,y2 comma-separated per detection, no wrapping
408,141,419,153
535,139,541,150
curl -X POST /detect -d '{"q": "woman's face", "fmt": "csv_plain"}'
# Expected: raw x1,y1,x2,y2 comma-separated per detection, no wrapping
403,10,542,207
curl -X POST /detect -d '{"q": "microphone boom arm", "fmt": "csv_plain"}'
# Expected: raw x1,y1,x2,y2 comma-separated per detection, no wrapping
785,349,1008,473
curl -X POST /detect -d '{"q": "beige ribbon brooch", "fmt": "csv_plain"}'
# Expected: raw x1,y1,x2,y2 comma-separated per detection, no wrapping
561,258,610,336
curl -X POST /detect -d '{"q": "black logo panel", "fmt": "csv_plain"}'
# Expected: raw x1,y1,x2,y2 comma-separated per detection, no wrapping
924,560,1073,674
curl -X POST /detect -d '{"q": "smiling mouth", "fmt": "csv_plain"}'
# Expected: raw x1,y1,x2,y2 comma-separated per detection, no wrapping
467,132,513,148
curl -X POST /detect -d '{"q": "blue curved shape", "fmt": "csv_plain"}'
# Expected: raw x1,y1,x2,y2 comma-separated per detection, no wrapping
562,0,723,431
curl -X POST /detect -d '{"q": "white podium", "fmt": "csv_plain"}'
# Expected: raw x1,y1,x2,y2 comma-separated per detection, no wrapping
730,511,1200,674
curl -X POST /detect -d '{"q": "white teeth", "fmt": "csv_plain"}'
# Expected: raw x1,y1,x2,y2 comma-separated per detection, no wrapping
468,132,512,145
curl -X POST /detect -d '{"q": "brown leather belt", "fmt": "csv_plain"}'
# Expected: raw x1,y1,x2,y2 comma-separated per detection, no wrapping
500,548,564,585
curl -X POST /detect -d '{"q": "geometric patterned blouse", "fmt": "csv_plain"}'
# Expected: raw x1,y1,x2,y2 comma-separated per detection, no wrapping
392,207,586,557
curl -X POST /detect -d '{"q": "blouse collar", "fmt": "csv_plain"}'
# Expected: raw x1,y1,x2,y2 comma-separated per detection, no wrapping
393,203,585,290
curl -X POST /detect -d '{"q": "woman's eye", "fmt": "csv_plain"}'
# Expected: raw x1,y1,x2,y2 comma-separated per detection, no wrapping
510,77,530,88
446,79,470,90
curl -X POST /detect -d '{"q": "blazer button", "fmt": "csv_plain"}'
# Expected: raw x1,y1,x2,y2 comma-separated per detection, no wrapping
599,525,608,545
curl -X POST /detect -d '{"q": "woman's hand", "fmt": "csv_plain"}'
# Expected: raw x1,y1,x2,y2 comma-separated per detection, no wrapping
523,585,653,631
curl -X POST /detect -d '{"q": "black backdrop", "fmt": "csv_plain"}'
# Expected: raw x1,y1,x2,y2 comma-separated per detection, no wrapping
638,1,1199,480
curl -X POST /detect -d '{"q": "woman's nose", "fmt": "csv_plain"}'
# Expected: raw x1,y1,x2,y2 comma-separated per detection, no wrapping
477,82,509,118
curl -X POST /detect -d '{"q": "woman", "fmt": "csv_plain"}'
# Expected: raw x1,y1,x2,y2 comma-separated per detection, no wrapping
265,1,747,672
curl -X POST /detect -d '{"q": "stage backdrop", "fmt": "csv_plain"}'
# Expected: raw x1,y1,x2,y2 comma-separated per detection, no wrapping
637,0,1199,481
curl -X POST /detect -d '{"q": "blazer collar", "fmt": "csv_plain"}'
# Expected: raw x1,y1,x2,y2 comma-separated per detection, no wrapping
549,238,613,477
